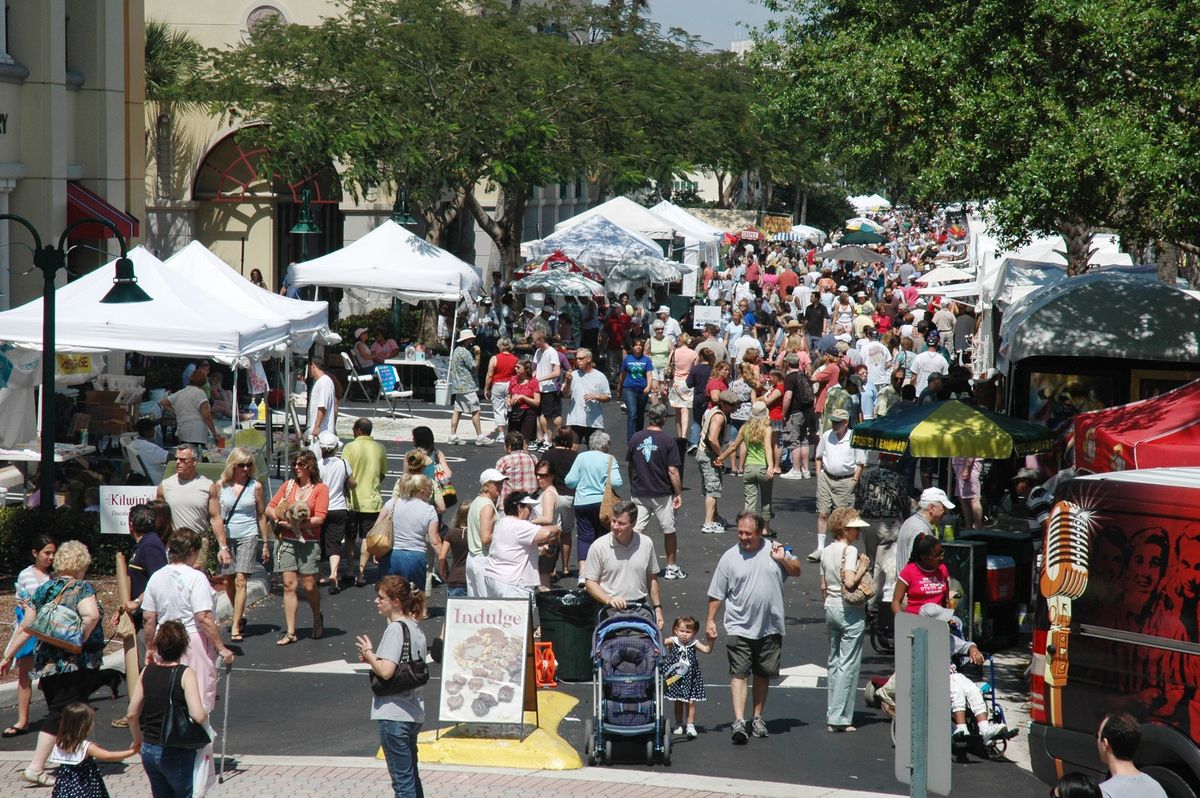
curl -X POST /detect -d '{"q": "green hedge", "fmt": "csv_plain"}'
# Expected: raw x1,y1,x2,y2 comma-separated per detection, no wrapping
0,506,125,581
331,308,395,354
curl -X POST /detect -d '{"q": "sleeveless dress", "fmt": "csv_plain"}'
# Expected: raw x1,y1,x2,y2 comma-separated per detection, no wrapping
49,741,109,798
663,637,706,703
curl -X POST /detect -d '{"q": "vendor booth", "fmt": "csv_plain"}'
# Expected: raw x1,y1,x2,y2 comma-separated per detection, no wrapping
996,272,1200,421
522,215,662,275
1074,380,1200,472
555,196,677,242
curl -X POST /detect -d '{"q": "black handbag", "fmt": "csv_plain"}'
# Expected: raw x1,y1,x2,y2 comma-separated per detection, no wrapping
161,665,212,749
369,621,429,696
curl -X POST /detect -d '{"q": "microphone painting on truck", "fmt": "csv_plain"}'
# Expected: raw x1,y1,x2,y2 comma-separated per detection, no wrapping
1031,468,1200,797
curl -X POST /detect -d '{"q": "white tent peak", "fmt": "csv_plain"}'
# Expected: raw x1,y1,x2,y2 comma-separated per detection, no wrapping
291,219,481,303
556,196,677,240
523,215,663,274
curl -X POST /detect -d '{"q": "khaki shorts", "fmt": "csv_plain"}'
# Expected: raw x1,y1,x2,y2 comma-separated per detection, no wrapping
632,495,677,536
816,469,857,515
274,538,321,575
727,633,782,679
452,391,480,414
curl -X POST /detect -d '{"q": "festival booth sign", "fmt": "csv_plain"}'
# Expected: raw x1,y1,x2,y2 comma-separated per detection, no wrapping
1074,380,1200,473
99,486,160,534
438,598,537,734
760,213,793,236
851,399,1054,458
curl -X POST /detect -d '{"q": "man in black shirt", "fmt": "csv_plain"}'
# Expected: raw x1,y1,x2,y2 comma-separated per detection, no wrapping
114,503,167,728
803,292,829,351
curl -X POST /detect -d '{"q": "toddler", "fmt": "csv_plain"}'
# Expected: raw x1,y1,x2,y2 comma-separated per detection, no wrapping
663,616,712,738
49,702,137,797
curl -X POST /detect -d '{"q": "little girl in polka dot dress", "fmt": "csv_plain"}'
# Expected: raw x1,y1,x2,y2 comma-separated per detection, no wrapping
663,616,713,739
49,703,137,798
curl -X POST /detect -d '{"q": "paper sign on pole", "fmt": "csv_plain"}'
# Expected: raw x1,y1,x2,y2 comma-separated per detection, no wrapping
99,486,158,535
692,305,722,330
438,598,532,725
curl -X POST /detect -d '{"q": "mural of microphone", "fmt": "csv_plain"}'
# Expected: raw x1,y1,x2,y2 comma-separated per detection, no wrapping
1040,500,1090,600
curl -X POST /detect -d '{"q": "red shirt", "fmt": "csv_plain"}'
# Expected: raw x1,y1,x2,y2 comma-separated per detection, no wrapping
745,262,760,284
812,364,840,413
704,377,728,408
898,562,950,614
871,312,893,335
777,269,799,299
766,383,785,422
604,312,630,345
508,376,538,404
491,351,517,385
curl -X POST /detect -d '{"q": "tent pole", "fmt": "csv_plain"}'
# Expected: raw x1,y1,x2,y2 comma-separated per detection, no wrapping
446,289,460,409
231,364,239,439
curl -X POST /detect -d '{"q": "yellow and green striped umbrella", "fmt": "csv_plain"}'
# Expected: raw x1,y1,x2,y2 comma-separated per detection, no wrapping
851,399,1053,458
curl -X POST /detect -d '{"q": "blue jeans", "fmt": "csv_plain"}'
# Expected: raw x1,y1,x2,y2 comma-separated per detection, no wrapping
623,386,648,440
379,719,424,798
141,741,194,798
688,418,702,448
447,586,467,598
385,549,427,587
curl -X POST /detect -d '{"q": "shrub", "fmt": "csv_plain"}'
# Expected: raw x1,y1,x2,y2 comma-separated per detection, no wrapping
0,506,124,579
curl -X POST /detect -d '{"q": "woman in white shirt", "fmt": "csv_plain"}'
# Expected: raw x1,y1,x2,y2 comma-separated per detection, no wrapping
485,492,559,599
160,371,219,450
820,507,871,733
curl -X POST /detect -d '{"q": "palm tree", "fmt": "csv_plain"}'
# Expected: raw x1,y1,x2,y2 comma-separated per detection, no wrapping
145,20,203,199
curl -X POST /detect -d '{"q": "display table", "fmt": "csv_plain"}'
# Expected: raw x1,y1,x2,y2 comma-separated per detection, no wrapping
384,358,446,402
0,443,96,463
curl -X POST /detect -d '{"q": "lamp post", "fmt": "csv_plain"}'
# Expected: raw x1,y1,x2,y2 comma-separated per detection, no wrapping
0,214,150,513
390,187,417,228
290,188,321,262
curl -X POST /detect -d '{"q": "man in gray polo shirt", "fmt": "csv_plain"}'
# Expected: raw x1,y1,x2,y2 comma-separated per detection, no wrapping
706,511,802,745
582,501,663,629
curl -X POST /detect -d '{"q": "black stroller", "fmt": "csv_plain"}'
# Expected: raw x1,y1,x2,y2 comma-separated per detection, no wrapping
581,608,670,766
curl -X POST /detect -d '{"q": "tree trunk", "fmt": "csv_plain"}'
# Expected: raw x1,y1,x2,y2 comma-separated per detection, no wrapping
418,187,467,248
465,182,528,282
1059,218,1093,276
761,179,773,214
799,189,808,225
1155,239,1180,285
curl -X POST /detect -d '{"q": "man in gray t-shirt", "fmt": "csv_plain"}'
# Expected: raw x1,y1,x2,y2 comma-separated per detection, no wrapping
1097,711,1168,798
706,511,802,744
583,501,663,629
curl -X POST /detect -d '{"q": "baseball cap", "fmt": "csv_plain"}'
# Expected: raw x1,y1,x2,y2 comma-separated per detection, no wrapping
925,330,941,347
354,327,368,339
919,604,956,623
717,390,741,405
920,487,956,509
317,431,341,450
837,285,849,292
1012,467,1040,482
657,305,670,315
479,468,508,485
830,408,850,422
518,495,540,506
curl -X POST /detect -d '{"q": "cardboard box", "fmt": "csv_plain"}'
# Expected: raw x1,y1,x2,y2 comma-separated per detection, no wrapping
84,390,119,405
97,419,131,435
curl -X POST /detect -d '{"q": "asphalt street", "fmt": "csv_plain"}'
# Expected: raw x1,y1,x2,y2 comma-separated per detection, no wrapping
0,398,1045,797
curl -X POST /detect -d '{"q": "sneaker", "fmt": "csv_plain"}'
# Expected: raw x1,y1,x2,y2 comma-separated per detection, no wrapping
577,576,586,588
981,721,1009,741
686,724,698,739
806,548,823,563
701,522,725,534
672,724,685,736
474,436,490,446
447,435,461,445
751,717,769,738
953,725,969,739
664,564,687,580
687,443,699,455
730,719,749,745
802,469,812,478
779,470,804,480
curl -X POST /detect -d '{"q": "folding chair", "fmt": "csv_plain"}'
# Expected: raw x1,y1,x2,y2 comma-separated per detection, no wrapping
374,364,415,418
340,351,377,402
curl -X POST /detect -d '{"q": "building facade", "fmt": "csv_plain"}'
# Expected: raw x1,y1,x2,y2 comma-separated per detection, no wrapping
0,0,145,309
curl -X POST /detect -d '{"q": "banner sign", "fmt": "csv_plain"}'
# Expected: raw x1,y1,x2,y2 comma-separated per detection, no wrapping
692,305,722,329
438,598,531,725
99,486,158,535
760,213,793,235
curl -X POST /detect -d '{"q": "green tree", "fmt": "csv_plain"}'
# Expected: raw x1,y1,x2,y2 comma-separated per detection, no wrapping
145,20,203,200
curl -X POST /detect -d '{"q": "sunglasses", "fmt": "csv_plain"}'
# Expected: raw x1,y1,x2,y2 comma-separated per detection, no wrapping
536,472,552,478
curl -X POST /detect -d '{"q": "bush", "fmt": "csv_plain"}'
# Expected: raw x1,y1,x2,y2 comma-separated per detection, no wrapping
0,506,125,579
332,308,395,354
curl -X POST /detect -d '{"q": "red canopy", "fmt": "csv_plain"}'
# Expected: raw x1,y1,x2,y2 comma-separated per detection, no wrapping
1074,379,1200,471
516,251,602,283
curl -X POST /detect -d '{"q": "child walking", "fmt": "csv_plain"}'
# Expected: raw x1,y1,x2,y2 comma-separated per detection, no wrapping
664,616,712,738
49,702,137,798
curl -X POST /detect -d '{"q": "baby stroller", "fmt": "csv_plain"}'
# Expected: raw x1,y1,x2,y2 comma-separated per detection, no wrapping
582,607,670,766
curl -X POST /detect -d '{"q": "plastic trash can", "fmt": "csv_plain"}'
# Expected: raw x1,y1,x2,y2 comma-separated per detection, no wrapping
536,589,599,682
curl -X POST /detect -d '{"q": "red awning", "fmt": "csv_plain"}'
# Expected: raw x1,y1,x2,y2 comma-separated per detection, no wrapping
1074,379,1200,471
66,181,139,241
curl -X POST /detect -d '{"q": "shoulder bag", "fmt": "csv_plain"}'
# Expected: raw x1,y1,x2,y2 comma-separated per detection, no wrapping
598,456,619,531
27,580,85,654
369,621,430,696
271,480,297,537
364,507,395,558
842,544,875,606
161,665,212,749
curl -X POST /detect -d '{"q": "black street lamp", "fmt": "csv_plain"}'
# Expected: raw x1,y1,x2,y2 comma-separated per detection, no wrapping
290,188,321,262
0,214,150,513
390,187,417,227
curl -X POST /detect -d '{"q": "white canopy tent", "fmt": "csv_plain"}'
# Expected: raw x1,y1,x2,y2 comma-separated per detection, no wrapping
291,219,482,303
0,247,290,359
166,242,334,353
917,265,975,285
649,200,723,295
555,196,677,241
997,273,1200,373
522,215,663,275
848,194,892,214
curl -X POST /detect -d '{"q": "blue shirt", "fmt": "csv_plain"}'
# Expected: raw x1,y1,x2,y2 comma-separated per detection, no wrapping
621,354,653,391
743,311,757,327
565,451,624,506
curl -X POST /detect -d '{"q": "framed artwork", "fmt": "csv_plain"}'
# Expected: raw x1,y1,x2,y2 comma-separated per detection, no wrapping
1129,369,1200,401
1027,372,1114,428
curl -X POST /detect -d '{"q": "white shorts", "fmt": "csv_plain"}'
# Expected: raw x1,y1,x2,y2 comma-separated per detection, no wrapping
466,553,488,598
490,381,510,426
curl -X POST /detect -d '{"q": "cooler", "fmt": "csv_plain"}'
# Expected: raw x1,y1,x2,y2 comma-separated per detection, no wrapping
985,555,1017,602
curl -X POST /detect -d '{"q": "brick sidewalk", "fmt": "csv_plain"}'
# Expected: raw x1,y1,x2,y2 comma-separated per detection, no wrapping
0,754,899,798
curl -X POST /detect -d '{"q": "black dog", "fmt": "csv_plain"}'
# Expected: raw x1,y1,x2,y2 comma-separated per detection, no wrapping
89,669,123,700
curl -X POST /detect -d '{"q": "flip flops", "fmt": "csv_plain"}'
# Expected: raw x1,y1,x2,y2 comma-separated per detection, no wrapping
2,725,31,738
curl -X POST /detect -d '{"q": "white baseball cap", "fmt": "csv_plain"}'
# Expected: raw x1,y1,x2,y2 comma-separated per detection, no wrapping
317,431,341,451
479,468,508,485
919,604,956,623
920,487,956,509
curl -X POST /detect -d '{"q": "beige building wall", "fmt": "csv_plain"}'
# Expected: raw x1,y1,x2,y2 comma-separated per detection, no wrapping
0,0,144,309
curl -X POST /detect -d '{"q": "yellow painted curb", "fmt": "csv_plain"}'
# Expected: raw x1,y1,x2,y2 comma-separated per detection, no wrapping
377,690,582,770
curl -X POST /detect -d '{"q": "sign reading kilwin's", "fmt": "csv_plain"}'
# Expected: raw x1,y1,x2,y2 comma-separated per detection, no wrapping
438,598,535,726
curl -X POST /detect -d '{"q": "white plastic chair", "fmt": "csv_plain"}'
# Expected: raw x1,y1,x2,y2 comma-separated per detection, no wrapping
340,351,377,402
374,365,415,418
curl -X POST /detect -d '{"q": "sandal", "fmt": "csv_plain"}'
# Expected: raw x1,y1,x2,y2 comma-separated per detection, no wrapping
312,613,325,640
21,769,54,787
230,625,244,643
276,633,298,646
355,576,366,588
328,584,341,596
2,724,31,737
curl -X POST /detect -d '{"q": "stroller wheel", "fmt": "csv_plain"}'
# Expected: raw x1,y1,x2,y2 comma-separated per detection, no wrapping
645,740,655,766
661,733,672,766
987,737,1008,759
603,739,613,766
583,718,596,765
